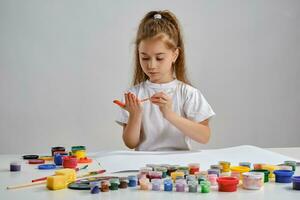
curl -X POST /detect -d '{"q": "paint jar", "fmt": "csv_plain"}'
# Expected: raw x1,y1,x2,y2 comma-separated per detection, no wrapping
139,167,152,178
100,180,110,192
253,163,265,170
239,162,251,169
164,179,173,191
188,163,200,175
139,178,150,190
251,169,270,182
54,153,68,166
208,169,220,177
177,166,189,177
292,176,300,190
148,171,162,180
242,172,264,190
151,178,161,191
188,180,198,193
217,177,239,192
261,164,279,179
284,161,297,172
230,166,250,179
51,146,65,156
171,171,185,182
167,165,178,176
119,177,129,189
71,145,87,160
89,181,100,194
175,179,186,192
154,167,168,178
128,175,137,187
10,161,21,172
200,180,211,193
273,170,294,183
211,164,222,170
62,156,78,169
109,178,120,190
219,161,231,172
208,174,218,186
186,175,196,182
146,164,159,170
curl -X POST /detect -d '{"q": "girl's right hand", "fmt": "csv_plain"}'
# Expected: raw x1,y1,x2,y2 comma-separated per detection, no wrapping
124,92,143,116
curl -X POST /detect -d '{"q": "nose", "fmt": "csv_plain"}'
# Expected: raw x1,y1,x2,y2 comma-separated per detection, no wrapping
147,59,157,70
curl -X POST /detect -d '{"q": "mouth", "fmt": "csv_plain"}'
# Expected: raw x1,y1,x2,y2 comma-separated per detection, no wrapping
148,72,159,76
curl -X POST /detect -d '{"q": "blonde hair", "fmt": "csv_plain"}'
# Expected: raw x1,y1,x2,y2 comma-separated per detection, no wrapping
132,10,190,85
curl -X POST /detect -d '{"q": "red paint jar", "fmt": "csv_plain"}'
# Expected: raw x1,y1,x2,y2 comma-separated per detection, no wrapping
217,177,239,192
62,156,78,169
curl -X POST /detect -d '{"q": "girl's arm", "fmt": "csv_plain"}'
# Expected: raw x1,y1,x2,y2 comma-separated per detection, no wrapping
120,92,143,149
165,114,211,144
122,113,142,149
151,92,211,144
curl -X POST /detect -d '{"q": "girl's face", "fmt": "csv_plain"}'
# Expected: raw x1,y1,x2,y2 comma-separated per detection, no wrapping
138,37,179,84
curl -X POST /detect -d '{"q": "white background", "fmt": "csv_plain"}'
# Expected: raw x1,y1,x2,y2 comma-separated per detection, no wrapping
0,0,299,153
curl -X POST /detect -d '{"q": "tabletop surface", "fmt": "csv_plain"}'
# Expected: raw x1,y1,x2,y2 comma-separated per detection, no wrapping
0,147,299,200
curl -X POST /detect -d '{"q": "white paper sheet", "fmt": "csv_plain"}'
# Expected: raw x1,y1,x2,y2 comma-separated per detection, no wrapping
93,145,299,173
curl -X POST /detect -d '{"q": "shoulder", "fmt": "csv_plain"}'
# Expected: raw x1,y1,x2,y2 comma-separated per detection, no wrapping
176,81,202,100
125,81,147,94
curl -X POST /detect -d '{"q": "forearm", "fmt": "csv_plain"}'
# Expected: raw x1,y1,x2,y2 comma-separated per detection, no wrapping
122,113,142,149
165,112,211,144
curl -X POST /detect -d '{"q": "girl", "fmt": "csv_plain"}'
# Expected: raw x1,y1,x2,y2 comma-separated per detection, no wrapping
115,10,215,151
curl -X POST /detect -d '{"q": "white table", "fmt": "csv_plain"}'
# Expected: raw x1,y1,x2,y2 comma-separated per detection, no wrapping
0,148,299,200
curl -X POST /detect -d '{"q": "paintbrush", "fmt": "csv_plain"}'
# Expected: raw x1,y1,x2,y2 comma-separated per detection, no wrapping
113,97,150,108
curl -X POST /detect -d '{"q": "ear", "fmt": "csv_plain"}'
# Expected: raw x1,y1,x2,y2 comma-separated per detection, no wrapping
172,48,179,63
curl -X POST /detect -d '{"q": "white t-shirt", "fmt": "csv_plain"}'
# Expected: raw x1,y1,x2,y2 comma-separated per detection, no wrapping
116,79,215,151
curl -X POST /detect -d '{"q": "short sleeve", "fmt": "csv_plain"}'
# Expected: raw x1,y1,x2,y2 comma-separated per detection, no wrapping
183,89,215,122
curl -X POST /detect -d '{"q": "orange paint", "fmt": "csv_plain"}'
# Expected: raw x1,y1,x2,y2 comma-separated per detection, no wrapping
113,100,125,107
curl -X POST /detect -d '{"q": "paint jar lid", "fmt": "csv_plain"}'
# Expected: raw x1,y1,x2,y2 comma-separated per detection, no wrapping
217,177,239,185
128,175,137,181
211,164,222,169
71,146,86,151
239,162,251,167
164,178,173,184
242,172,264,180
22,155,39,160
284,161,297,166
28,159,45,164
292,176,300,183
109,178,120,184
154,167,168,172
188,163,200,168
274,170,294,177
231,166,250,172
38,164,56,170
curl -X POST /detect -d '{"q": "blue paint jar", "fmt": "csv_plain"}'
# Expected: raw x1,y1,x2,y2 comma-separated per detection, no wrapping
128,175,137,187
164,179,173,191
54,153,68,166
273,170,294,183
292,176,300,190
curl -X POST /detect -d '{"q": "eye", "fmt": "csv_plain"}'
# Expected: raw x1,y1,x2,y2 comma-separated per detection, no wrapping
141,57,150,61
156,57,164,61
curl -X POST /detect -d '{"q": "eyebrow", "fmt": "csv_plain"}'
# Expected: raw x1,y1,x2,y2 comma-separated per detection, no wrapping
140,52,166,56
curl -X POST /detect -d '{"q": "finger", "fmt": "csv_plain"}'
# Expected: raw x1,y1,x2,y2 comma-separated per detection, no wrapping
124,93,129,105
151,98,167,104
151,92,168,101
113,100,125,108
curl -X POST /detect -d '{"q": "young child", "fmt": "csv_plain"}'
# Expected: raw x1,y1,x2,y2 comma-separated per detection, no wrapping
115,10,215,151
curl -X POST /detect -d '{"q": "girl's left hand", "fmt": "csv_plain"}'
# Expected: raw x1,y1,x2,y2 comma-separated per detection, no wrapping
150,92,174,118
